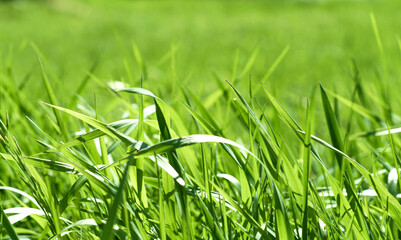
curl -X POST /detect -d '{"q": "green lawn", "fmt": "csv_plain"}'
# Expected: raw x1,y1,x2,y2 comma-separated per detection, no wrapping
1,0,401,239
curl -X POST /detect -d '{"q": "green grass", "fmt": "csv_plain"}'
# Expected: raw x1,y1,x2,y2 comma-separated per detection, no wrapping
2,0,401,239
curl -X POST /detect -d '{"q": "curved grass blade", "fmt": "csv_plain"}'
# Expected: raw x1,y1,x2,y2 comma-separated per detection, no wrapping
1,154,76,173
4,207,46,224
133,134,255,159
47,119,138,152
60,218,97,234
0,206,19,240
0,186,41,209
350,125,401,140
115,88,162,101
43,103,137,146
216,174,241,194
102,147,185,186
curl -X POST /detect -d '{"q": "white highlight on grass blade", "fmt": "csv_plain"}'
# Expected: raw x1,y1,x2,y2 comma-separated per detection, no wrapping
5,207,46,224
123,105,155,119
372,127,401,136
116,87,162,100
74,119,139,136
84,169,105,182
60,231,73,237
361,189,379,197
61,219,98,234
352,127,401,139
134,134,262,186
0,186,41,209
194,189,237,212
217,174,241,193
149,155,185,186
144,105,156,117
8,213,31,225
137,134,255,159
107,81,130,90
236,138,249,157
4,207,46,215
3,207,73,225
83,197,104,204
318,188,389,198
388,168,398,195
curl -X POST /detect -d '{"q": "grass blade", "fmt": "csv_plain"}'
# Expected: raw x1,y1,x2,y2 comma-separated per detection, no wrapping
38,57,69,141
0,205,19,240
320,84,343,167
101,160,131,240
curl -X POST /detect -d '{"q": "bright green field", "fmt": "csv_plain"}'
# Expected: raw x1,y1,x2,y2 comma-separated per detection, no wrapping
2,0,401,101
2,0,401,239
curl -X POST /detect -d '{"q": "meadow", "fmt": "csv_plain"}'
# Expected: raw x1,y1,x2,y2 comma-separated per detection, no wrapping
1,0,401,239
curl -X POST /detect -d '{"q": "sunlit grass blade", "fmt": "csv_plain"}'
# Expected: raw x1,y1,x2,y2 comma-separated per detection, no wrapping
196,196,226,240
115,88,162,101
58,176,87,214
325,89,382,124
254,45,290,95
370,12,387,80
134,134,254,159
132,40,146,77
386,120,401,198
0,205,20,240
43,102,137,146
48,119,137,152
302,99,312,240
350,125,401,140
101,160,131,240
320,84,344,166
273,183,294,240
67,58,100,109
38,57,69,142
154,100,184,176
239,46,260,79
1,154,76,173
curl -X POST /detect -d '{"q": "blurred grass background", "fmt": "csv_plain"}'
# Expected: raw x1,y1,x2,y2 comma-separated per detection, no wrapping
1,0,400,105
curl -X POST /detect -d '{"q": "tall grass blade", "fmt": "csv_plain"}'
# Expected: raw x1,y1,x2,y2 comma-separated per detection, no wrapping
301,100,312,240
101,160,131,240
38,58,69,141
254,45,290,94
320,84,344,166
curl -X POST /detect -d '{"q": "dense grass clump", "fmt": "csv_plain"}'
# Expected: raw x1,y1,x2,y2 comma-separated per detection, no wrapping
2,0,401,239
2,49,401,239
